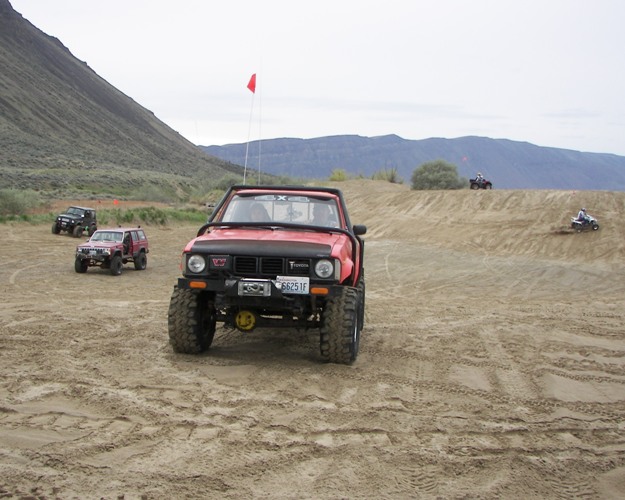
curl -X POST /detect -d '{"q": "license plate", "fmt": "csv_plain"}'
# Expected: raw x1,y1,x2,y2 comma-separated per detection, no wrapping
277,276,309,294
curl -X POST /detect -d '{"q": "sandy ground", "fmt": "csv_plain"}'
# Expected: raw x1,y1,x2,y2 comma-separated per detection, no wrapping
1,181,625,499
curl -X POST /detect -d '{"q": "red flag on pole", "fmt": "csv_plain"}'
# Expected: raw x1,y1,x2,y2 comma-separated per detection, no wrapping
247,73,256,93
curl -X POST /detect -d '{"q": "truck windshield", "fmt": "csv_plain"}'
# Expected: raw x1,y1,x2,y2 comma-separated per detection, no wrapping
91,231,123,242
66,207,85,216
219,195,340,228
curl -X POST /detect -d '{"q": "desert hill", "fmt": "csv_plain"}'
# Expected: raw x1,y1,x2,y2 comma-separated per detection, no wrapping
0,0,242,195
337,180,625,266
203,134,625,190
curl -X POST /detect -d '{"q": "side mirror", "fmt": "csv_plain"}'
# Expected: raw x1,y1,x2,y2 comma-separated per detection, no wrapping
353,224,367,236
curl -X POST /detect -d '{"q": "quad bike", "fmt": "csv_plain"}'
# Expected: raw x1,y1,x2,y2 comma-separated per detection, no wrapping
469,178,493,189
570,215,599,232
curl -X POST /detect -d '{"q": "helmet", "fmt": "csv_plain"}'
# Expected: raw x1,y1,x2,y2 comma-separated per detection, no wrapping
581,208,586,212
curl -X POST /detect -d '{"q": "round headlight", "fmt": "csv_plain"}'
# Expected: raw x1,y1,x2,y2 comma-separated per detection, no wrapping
187,255,206,273
314,259,334,279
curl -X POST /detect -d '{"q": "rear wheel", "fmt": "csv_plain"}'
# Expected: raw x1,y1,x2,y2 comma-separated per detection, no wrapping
168,287,216,353
134,252,147,270
320,287,361,364
110,255,123,275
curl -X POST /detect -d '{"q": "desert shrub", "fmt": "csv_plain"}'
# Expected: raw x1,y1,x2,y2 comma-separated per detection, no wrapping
135,207,169,225
167,207,208,223
411,160,466,190
372,168,403,184
96,206,211,226
132,184,178,203
214,174,245,191
329,169,348,181
0,189,44,216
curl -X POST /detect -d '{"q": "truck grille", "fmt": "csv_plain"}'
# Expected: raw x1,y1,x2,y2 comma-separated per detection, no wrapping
233,257,310,277
79,248,106,255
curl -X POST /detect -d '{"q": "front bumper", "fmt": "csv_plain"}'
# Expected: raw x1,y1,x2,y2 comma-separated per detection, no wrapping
76,253,110,264
177,276,341,300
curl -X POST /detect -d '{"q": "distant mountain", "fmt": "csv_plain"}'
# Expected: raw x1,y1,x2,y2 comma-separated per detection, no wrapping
202,135,625,191
0,0,242,195
3,0,624,195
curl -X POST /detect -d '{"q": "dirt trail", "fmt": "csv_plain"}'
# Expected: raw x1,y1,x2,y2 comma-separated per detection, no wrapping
1,181,625,499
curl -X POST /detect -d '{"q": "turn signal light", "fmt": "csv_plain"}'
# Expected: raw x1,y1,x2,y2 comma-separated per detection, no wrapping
189,281,207,289
311,287,329,295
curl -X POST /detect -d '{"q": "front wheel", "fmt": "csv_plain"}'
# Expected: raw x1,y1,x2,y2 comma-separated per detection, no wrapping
168,287,216,353
73,226,83,238
470,183,479,190
74,258,88,273
110,255,123,275
320,287,362,365
51,223,60,234
592,223,599,231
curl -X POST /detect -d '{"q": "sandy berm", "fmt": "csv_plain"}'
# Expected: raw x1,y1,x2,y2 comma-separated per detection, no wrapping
1,181,624,499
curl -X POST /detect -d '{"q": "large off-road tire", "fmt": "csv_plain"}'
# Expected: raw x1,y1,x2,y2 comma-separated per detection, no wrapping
168,287,216,353
134,252,147,270
592,223,599,231
51,223,60,234
88,224,97,236
356,275,366,332
320,286,362,364
74,258,88,273
73,225,83,238
470,183,479,190
110,255,123,276
485,183,493,189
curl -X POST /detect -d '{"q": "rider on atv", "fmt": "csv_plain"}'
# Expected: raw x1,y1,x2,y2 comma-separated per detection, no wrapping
576,208,589,223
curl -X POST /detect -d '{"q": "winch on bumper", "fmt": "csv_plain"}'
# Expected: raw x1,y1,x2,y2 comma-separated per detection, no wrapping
175,276,341,331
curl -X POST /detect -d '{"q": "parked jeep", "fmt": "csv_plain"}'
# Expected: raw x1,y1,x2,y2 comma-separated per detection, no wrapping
52,206,97,237
168,185,366,364
75,227,149,275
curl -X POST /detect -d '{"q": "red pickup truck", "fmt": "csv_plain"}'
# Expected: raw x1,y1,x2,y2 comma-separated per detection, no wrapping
168,185,366,364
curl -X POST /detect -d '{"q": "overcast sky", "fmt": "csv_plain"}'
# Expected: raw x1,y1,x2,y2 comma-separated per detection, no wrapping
10,0,625,155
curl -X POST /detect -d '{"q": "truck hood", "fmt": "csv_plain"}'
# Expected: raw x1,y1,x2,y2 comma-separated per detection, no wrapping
186,228,350,259
77,242,121,251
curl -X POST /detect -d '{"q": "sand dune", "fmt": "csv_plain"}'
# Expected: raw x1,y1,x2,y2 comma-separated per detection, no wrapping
1,181,624,498
341,180,625,263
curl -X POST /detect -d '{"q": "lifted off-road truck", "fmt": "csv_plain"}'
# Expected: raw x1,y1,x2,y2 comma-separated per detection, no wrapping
168,185,367,364
75,227,149,276
52,206,97,237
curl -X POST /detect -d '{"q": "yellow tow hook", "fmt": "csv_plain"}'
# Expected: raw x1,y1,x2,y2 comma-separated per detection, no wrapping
235,310,257,331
